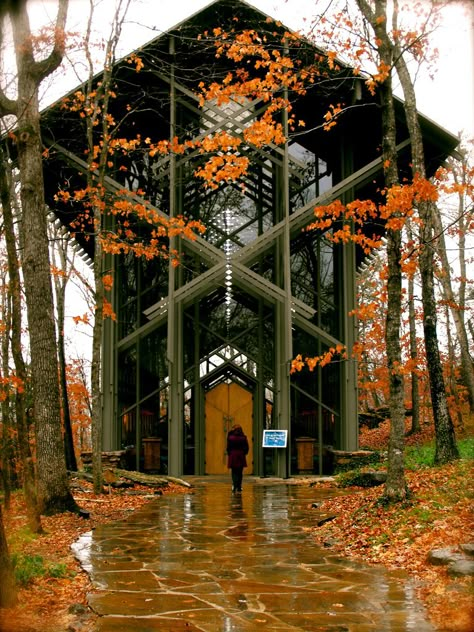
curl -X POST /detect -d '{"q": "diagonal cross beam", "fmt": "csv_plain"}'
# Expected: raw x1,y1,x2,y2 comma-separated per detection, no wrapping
47,139,225,268
232,138,411,268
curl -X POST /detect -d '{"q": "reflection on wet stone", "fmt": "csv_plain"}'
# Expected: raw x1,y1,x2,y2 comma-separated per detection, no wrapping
73,478,435,631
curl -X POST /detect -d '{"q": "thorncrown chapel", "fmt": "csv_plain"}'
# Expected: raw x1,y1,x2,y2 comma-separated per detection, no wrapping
40,0,457,477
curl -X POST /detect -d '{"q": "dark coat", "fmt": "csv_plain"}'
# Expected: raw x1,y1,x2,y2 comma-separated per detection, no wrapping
227,432,249,469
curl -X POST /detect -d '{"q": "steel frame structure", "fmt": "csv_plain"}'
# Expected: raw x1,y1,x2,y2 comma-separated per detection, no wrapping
39,0,457,477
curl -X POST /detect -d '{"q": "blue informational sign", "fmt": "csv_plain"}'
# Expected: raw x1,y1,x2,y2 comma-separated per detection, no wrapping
262,429,288,448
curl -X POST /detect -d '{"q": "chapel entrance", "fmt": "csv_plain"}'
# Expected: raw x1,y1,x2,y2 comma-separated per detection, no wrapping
205,382,253,475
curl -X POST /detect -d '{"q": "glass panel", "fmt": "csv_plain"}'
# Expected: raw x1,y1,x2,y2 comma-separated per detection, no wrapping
319,299,338,338
262,319,275,376
183,311,197,370
184,184,263,249
320,237,334,305
265,388,274,429
322,358,340,414
291,326,319,398
318,158,333,195
184,388,194,475
140,395,160,438
118,346,137,452
118,251,137,303
118,346,137,410
117,251,138,338
140,388,168,474
292,390,318,439
263,387,275,475
289,143,334,213
139,327,167,399
120,407,136,449
118,300,138,339
139,256,168,315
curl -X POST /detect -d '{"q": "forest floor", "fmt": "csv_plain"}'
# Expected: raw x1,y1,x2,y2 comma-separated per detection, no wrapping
310,417,473,632
1,419,473,632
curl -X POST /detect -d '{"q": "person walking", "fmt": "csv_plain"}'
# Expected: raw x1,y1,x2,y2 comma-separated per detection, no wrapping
226,424,249,492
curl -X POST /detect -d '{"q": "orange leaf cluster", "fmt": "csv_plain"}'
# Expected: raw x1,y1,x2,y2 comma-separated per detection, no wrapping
194,155,250,189
0,375,25,402
322,103,343,131
291,344,346,374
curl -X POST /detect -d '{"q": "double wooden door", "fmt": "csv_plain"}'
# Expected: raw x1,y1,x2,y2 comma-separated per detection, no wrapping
205,382,253,474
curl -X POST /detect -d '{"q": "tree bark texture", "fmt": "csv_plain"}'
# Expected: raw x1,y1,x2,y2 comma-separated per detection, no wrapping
0,505,17,608
9,1,77,513
0,270,13,510
431,202,474,414
83,1,132,492
391,43,459,464
356,0,407,501
51,229,78,472
0,147,42,531
406,223,420,434
445,304,465,430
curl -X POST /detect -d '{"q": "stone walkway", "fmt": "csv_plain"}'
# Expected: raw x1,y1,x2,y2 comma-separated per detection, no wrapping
73,477,434,631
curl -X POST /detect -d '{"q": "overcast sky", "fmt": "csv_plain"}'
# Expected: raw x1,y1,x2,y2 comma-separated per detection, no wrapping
23,0,474,139
4,0,472,357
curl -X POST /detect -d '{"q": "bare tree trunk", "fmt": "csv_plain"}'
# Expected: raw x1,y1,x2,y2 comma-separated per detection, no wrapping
3,1,78,513
444,303,464,431
406,223,420,434
0,505,17,608
49,226,78,471
391,37,459,464
0,395,12,510
431,191,474,413
0,146,42,531
0,271,13,510
81,0,132,493
357,0,407,500
469,319,474,346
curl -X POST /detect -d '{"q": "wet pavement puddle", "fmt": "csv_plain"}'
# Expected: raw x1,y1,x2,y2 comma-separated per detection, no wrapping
73,477,434,631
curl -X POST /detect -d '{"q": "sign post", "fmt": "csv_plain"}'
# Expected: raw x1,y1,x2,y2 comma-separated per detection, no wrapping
262,429,288,448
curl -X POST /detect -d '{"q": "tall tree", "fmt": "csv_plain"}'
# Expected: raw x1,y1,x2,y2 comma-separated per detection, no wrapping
49,222,78,472
355,0,408,500
0,0,78,513
406,221,421,434
80,0,132,493
0,145,42,531
369,0,459,464
0,504,16,608
434,149,474,414
0,261,13,511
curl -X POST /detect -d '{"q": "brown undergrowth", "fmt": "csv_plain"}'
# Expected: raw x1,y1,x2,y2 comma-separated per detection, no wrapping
1,421,472,632
1,479,187,632
310,418,474,632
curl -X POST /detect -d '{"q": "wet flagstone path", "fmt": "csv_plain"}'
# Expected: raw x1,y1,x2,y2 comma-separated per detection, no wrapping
73,477,435,631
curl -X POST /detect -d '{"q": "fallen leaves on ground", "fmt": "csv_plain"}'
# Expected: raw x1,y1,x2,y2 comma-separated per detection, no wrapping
359,418,436,450
1,478,187,632
311,460,473,631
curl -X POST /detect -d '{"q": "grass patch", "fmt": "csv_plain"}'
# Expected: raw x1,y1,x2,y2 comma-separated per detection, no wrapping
11,553,71,586
405,437,474,470
336,468,378,488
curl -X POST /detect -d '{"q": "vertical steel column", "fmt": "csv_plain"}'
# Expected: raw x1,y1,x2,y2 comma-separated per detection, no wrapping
275,75,292,478
255,299,264,475
256,165,265,476
167,36,184,475
193,302,203,474
341,241,358,450
101,250,116,450
340,139,358,451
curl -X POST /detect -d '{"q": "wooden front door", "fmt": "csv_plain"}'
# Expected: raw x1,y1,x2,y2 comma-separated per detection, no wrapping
205,382,253,475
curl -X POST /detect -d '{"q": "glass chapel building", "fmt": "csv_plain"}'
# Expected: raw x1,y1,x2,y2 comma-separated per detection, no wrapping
41,0,457,477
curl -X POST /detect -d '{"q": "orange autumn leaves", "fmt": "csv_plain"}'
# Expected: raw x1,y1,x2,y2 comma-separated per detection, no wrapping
291,344,346,374
55,185,205,261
